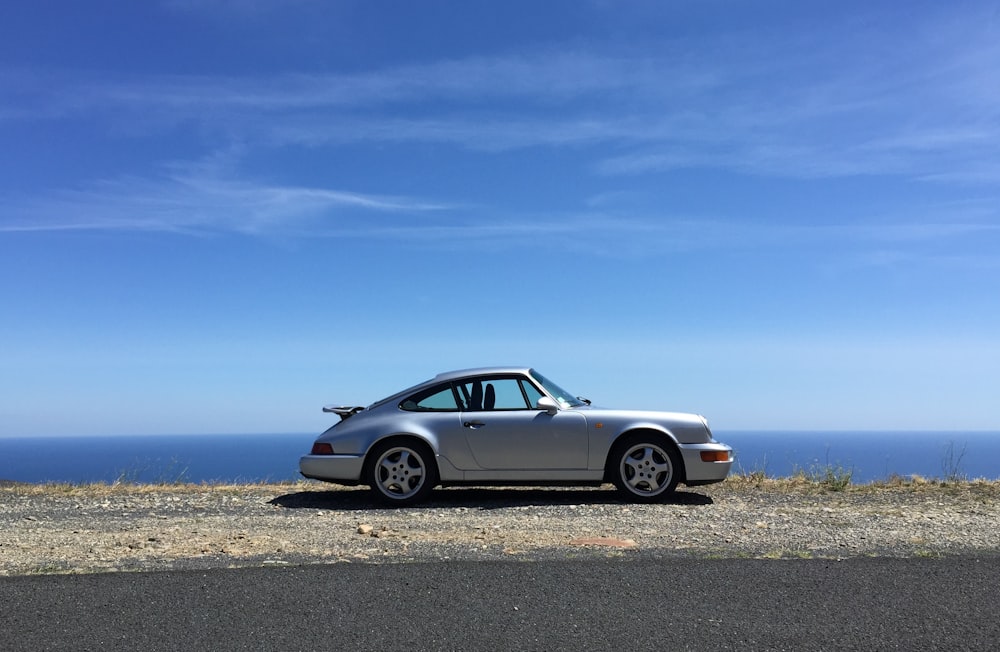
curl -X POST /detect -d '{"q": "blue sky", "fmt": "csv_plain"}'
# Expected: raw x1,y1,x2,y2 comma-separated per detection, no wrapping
2,1,999,436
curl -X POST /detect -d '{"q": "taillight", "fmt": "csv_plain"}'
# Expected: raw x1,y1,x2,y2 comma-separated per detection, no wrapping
311,442,335,455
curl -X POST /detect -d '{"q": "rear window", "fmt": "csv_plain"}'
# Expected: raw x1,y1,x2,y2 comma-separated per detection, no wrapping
400,384,458,411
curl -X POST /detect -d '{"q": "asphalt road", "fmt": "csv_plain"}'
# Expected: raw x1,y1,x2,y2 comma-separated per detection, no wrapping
2,557,998,651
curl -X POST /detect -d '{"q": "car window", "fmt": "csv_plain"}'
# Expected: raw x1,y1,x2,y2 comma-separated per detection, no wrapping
400,384,459,411
488,379,530,410
457,377,532,410
520,379,544,407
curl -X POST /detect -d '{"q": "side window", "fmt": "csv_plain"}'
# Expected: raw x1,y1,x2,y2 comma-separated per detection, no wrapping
485,378,530,410
400,384,458,411
456,376,537,410
520,379,544,408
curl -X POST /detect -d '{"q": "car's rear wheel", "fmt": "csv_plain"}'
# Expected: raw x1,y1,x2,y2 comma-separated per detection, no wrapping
365,439,437,506
611,435,681,502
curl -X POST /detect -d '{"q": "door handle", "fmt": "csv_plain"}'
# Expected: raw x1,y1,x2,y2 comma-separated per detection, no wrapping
463,420,485,428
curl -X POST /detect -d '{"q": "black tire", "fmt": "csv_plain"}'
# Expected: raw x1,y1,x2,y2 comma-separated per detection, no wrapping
610,435,682,502
365,439,438,506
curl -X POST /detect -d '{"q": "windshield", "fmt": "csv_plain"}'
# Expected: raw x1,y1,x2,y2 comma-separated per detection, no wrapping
530,370,587,408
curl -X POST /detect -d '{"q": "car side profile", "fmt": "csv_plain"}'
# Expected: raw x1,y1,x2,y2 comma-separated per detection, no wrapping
300,367,733,505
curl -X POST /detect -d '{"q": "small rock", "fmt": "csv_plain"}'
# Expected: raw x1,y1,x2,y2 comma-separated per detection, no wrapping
568,537,637,548
357,524,374,535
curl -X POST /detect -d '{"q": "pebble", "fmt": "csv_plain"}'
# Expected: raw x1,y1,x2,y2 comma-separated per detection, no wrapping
0,481,997,575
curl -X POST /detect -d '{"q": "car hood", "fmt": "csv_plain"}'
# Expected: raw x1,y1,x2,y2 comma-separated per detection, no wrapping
571,405,703,423
570,406,712,442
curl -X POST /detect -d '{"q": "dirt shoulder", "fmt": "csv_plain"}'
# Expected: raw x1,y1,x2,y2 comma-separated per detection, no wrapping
2,478,998,576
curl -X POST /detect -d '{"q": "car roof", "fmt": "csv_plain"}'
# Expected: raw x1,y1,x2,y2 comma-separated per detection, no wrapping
432,367,533,382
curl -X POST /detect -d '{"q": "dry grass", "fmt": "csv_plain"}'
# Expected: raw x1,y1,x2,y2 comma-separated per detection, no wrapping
0,479,319,497
722,473,1000,497
3,475,999,498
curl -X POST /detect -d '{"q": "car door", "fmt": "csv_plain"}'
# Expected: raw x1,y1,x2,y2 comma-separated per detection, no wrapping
459,376,589,470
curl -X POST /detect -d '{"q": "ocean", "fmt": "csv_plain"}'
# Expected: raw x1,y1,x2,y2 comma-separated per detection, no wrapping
1,431,998,485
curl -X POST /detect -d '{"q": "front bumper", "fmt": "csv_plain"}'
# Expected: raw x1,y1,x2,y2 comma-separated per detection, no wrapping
678,442,734,485
299,454,365,484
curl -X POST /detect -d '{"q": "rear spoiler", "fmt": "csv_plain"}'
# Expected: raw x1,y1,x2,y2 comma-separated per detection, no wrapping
322,405,365,422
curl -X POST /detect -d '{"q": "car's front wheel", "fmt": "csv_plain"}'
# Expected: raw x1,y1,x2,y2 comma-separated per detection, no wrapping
611,435,682,502
365,439,437,506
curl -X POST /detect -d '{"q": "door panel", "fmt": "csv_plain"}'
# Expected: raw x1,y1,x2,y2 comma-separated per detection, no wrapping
462,410,588,470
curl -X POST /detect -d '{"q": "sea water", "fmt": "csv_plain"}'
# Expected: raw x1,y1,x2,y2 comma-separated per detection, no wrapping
0,431,997,485
722,430,999,482
0,433,317,485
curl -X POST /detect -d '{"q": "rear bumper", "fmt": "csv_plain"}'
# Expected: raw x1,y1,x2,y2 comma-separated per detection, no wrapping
678,442,734,485
299,454,365,484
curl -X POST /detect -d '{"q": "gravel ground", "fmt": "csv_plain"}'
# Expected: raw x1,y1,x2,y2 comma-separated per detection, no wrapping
2,478,998,575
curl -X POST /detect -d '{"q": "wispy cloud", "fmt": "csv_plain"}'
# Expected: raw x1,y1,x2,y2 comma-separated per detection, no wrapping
4,157,997,268
6,22,997,184
4,51,693,116
295,210,1000,267
160,0,320,18
0,167,450,235
4,4,1000,247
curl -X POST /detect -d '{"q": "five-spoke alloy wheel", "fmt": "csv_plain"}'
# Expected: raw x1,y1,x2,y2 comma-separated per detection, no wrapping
611,436,682,502
366,440,437,505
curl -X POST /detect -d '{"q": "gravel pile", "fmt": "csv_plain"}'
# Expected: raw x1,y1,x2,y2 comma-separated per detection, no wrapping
2,479,998,575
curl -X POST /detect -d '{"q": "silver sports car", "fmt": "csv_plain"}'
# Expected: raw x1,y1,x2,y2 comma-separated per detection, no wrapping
300,367,733,505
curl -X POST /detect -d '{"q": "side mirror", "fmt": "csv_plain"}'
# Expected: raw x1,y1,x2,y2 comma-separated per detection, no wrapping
536,396,559,415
